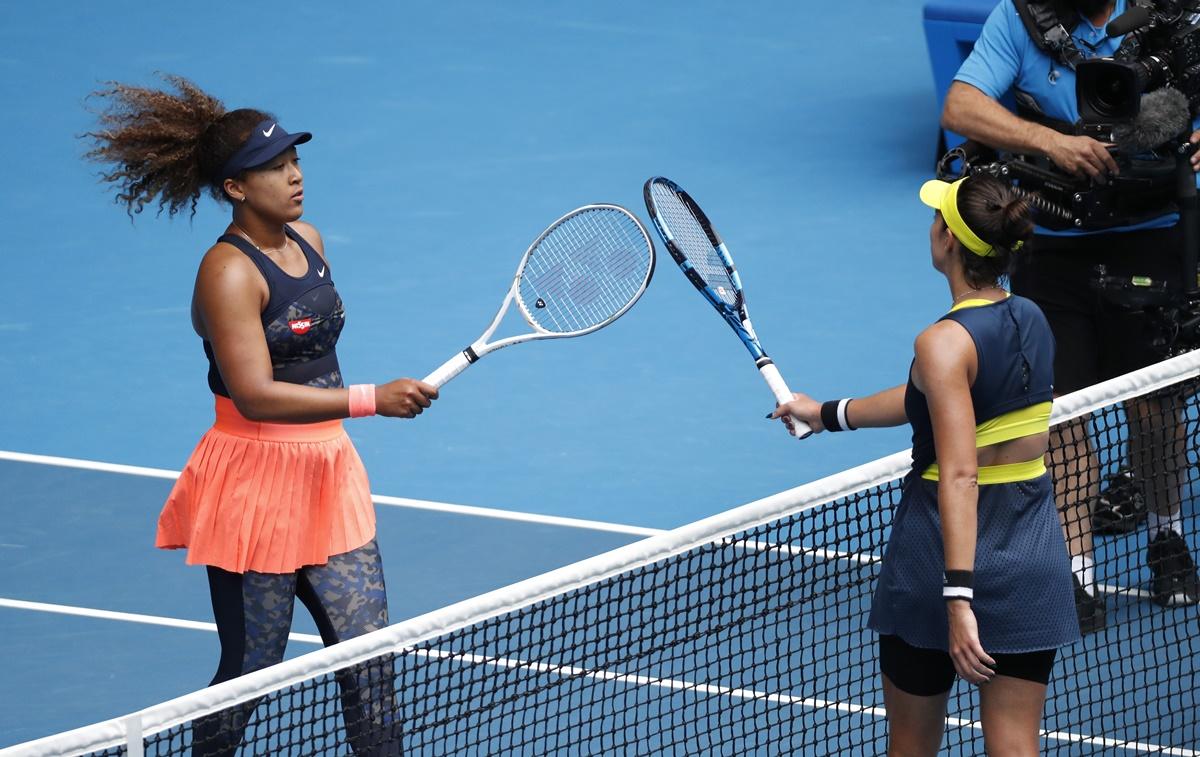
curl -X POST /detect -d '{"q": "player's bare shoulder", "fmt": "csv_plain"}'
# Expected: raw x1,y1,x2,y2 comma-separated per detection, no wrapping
289,220,326,258
915,319,974,353
194,238,270,304
198,239,258,284
191,239,268,335
913,320,977,386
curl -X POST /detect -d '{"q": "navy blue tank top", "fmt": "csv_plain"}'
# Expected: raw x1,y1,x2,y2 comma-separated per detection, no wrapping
904,296,1055,473
203,226,346,397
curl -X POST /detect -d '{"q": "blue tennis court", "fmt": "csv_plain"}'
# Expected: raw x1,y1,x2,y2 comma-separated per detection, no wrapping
0,455,648,745
1,1,1197,753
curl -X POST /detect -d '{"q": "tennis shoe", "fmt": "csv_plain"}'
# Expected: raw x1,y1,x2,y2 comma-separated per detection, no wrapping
1072,574,1106,635
1091,468,1147,536
1147,530,1200,607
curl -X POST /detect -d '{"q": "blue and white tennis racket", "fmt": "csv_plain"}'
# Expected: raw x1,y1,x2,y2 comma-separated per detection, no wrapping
644,177,811,439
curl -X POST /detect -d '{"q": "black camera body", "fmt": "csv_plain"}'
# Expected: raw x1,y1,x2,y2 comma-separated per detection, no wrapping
978,149,1177,231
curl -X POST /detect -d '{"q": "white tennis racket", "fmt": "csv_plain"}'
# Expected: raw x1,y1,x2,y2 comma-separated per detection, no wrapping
423,204,656,388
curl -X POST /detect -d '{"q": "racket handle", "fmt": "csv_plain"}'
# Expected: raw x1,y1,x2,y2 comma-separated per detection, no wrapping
424,351,473,389
759,362,813,440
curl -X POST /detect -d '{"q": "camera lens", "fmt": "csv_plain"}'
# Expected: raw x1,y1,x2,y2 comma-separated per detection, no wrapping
1076,59,1147,122
1094,74,1133,116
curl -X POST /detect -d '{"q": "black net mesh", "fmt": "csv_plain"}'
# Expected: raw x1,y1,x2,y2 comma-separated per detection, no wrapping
30,373,1200,756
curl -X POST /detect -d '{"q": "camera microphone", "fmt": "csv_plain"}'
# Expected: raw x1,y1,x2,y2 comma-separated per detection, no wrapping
1112,87,1192,153
1107,5,1152,37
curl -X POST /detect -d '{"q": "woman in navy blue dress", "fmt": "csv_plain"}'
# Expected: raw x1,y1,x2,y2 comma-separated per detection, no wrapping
776,174,1079,756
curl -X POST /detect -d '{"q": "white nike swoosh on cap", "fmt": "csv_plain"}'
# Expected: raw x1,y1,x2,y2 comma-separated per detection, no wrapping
262,123,277,138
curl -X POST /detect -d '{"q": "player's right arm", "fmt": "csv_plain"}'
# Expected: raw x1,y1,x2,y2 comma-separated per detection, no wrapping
942,82,1118,180
193,242,435,422
838,384,907,428
772,384,906,433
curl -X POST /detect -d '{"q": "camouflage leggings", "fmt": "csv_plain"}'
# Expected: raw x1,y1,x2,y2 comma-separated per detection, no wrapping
192,539,399,756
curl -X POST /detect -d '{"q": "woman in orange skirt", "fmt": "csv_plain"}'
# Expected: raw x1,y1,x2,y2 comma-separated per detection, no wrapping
85,75,436,756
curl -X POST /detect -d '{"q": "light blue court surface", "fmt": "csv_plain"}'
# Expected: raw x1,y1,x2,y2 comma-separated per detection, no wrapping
0,0,1025,746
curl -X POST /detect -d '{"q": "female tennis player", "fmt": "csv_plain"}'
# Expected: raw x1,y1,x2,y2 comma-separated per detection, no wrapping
774,174,1079,755
85,75,431,756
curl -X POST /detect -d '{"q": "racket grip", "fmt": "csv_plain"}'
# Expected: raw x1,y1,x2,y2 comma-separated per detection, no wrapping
424,351,473,389
759,362,813,440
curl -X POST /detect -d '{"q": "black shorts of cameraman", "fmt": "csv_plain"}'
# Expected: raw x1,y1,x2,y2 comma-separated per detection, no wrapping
1012,223,1199,612
1011,225,1181,393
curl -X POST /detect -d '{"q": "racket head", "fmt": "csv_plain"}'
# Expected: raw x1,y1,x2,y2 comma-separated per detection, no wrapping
644,176,766,360
643,176,744,311
513,204,656,336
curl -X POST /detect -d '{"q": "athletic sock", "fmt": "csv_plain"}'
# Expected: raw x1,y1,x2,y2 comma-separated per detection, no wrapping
1071,554,1095,596
1148,511,1184,541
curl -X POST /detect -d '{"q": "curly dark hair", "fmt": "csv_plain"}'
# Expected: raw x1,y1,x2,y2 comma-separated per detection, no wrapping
83,74,272,218
953,174,1035,288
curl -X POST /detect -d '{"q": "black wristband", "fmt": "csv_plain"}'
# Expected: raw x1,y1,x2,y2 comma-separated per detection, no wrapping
943,570,974,602
820,399,855,432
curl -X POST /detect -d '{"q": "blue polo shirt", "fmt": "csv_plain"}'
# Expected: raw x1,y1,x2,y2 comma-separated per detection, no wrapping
954,0,1190,235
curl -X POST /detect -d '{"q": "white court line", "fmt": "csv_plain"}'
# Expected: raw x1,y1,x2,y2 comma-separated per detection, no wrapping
0,598,323,646
370,494,661,537
0,450,660,537
0,452,180,480
2,597,1190,755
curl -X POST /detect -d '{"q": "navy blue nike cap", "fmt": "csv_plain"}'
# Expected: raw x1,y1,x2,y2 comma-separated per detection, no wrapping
219,119,312,180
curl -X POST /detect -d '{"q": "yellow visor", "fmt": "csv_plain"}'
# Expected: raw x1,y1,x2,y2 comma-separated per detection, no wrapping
920,178,995,257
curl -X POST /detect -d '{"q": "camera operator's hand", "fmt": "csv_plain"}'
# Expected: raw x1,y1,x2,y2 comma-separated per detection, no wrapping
1189,130,1200,172
1045,133,1119,181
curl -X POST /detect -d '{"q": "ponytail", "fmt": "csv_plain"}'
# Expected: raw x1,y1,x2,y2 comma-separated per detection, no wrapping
83,74,271,218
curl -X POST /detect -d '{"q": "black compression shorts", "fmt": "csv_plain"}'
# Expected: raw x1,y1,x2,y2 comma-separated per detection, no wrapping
878,634,1057,697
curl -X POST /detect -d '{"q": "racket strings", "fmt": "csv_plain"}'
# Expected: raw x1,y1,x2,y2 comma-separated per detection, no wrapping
648,184,738,306
519,209,652,334
527,226,642,331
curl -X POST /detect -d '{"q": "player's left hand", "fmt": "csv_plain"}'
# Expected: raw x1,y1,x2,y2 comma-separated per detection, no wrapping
946,601,997,685
1189,130,1200,171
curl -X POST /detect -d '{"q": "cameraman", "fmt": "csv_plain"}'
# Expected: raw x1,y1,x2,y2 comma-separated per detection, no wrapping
942,0,1199,632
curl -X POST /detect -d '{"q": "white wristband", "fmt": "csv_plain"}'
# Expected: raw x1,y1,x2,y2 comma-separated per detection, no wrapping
942,586,974,602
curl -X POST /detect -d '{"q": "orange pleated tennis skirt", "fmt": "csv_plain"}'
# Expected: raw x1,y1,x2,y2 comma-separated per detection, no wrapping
156,396,376,574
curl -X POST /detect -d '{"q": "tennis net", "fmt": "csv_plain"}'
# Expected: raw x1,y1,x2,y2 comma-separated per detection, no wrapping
6,351,1200,756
